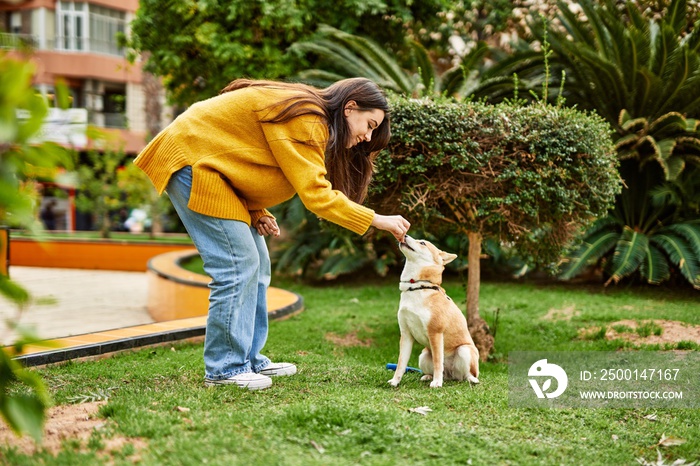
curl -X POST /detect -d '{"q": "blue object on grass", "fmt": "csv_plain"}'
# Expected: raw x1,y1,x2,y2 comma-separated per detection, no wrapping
386,363,422,374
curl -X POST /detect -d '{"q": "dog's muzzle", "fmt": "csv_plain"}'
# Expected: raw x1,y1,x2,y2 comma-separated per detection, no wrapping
399,238,415,252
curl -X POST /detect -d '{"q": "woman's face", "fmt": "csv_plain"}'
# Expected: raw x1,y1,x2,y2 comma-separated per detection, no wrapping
344,101,385,149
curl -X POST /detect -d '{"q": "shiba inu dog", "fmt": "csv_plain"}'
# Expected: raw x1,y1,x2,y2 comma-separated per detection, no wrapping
388,236,480,388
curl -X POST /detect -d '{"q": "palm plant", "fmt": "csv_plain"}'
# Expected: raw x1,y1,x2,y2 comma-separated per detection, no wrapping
560,162,700,288
495,0,700,287
489,3,700,108
546,0,700,181
290,24,488,99
478,0,700,180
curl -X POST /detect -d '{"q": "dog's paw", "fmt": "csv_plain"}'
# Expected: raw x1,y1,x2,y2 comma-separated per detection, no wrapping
429,380,443,388
468,375,480,384
420,374,433,381
388,378,401,387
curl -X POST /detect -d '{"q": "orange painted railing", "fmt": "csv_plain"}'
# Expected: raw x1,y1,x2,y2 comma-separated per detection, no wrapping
10,236,193,271
0,227,8,277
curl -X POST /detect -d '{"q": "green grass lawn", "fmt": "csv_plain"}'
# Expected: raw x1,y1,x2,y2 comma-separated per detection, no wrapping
3,277,699,465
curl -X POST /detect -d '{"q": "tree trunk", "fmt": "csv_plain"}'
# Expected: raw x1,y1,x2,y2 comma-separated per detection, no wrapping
149,199,163,238
142,54,164,141
466,231,494,362
143,57,164,239
150,218,163,237
100,211,111,239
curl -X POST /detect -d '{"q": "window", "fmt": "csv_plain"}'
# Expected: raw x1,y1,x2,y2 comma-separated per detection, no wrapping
57,1,87,51
89,5,125,56
56,1,125,56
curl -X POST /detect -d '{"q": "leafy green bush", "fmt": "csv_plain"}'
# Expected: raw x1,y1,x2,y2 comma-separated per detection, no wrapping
0,54,72,442
371,95,621,266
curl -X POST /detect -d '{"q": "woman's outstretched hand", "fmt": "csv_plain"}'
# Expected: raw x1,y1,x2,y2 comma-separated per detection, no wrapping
256,216,280,237
371,214,411,242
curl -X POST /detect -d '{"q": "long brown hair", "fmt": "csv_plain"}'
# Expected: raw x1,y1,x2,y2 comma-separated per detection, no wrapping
219,78,390,204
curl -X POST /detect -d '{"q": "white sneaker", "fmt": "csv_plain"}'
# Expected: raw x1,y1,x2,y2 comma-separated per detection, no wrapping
259,362,297,377
204,372,272,390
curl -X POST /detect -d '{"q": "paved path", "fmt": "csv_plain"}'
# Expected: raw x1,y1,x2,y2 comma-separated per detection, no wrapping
0,266,154,346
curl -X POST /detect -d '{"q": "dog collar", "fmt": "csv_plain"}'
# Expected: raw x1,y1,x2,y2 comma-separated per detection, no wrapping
402,285,441,292
400,279,441,292
400,279,451,299
400,279,438,285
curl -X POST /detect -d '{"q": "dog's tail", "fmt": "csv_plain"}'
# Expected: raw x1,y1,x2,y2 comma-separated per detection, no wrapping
470,346,480,379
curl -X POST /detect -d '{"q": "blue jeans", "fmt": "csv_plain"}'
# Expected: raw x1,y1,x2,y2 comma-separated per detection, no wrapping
166,166,271,380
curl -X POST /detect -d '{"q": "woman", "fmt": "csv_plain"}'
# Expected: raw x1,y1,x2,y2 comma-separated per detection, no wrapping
134,78,410,390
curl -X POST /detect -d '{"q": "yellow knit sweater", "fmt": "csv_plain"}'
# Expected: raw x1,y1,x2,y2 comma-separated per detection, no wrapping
133,87,375,235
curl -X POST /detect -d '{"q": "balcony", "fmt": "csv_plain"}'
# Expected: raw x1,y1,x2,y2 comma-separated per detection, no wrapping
0,33,124,57
0,32,38,50
52,37,125,57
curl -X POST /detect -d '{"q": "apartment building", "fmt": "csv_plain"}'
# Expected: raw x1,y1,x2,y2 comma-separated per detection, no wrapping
0,0,171,153
1,0,171,230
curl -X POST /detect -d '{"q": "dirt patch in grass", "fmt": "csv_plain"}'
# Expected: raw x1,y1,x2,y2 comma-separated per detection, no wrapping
541,305,580,321
579,319,700,346
325,331,373,347
0,401,146,458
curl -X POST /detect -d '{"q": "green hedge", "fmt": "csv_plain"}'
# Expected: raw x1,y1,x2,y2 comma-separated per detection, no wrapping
369,96,622,266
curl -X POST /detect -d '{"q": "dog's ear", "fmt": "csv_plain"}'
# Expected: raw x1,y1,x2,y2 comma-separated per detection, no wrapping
440,252,458,265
